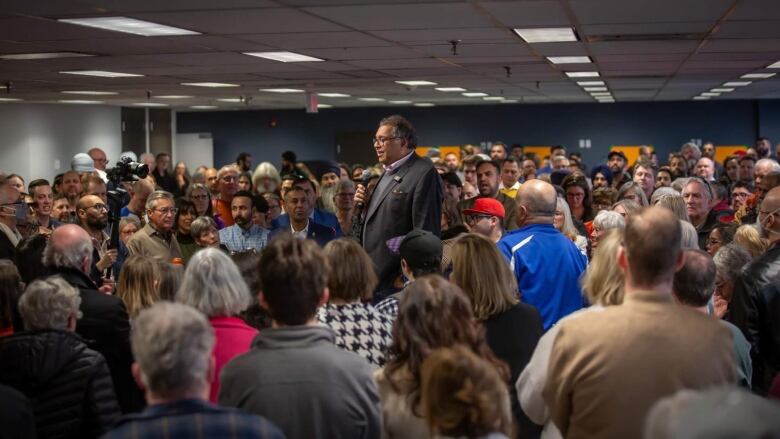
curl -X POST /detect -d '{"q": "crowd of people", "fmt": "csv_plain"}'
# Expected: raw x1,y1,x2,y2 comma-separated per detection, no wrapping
1,115,780,438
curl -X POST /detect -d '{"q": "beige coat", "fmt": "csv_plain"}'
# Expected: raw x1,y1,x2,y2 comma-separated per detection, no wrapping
126,223,181,262
543,290,736,439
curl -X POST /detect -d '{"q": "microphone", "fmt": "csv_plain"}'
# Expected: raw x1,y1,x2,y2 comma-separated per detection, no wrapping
356,169,373,209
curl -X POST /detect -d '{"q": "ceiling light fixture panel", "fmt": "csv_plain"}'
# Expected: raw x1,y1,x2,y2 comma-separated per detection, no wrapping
182,82,240,88
61,70,143,77
701,92,721,96
61,91,118,95
260,88,304,93
462,92,488,97
395,80,438,86
59,100,103,104
132,102,169,107
723,81,751,87
513,27,577,43
190,105,217,109
584,87,608,92
357,97,385,102
710,88,734,92
435,87,467,92
318,93,350,98
0,52,93,60
482,97,505,101
767,61,780,68
59,17,199,36
547,56,591,64
389,100,412,104
414,103,435,107
565,71,599,78
243,51,324,62
0,98,22,102
741,73,775,79
577,81,605,86
156,95,193,99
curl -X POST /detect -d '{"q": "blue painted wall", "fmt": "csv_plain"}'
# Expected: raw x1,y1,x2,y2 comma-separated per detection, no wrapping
177,100,779,168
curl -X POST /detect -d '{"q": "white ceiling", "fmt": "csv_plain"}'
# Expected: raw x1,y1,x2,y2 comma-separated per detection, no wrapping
0,0,778,109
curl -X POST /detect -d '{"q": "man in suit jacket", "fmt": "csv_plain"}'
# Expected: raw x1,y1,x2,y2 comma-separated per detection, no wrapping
271,176,342,236
269,186,336,247
354,115,442,290
543,207,736,439
0,181,22,260
43,224,143,414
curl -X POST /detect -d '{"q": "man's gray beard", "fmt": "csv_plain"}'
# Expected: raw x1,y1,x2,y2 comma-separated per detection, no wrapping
319,185,338,214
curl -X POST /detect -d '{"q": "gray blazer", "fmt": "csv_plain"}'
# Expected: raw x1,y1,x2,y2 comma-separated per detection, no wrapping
361,153,443,289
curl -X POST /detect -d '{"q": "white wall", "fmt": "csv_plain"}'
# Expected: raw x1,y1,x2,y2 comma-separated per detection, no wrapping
0,103,121,184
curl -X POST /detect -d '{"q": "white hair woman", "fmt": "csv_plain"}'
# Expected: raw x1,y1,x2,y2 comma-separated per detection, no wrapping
175,248,255,403
0,276,121,437
590,210,625,250
252,162,281,194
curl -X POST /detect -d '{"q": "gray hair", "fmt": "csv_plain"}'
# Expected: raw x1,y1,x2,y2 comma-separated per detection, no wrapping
252,162,281,191
679,220,699,249
176,247,251,317
617,181,649,206
335,177,355,194
683,177,713,201
217,164,239,180
379,115,418,148
713,243,752,284
131,302,215,398
681,142,701,156
42,233,92,271
655,194,690,222
556,196,579,237
756,158,780,173
145,190,174,211
119,216,141,232
190,216,216,240
672,249,716,307
19,276,82,330
650,186,679,205
593,210,625,231
671,177,690,193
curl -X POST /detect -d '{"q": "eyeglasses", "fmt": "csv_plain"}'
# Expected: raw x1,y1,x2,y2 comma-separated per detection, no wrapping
89,204,108,211
465,214,492,223
153,207,178,215
372,136,401,145
731,192,750,198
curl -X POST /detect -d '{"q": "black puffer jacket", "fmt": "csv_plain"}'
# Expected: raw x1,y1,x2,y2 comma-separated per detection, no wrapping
0,329,121,439
727,242,780,394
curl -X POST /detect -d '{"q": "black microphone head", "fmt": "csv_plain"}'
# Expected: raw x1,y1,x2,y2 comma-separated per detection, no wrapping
361,169,373,186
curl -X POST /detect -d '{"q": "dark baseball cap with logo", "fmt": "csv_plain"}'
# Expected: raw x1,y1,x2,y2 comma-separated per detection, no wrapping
387,229,443,270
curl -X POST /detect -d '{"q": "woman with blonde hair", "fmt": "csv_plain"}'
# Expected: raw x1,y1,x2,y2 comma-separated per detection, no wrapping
421,345,513,439
116,255,160,318
318,238,393,367
733,224,769,259
517,229,625,439
554,197,588,255
655,194,690,222
252,162,281,194
376,276,510,439
450,233,543,437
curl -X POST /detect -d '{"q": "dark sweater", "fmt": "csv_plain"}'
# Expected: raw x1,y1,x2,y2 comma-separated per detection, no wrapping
483,303,545,438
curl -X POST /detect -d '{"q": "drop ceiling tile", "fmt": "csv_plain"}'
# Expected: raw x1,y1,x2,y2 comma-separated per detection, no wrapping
415,43,532,58
369,27,513,43
297,46,421,61
701,38,780,53
528,42,587,57
238,32,388,49
134,9,347,34
571,0,733,24
589,40,699,55
581,22,714,37
347,58,453,69
303,3,492,30
80,0,277,13
0,17,120,41
729,0,780,20
478,1,570,27
714,20,780,39
595,53,688,62
39,37,217,56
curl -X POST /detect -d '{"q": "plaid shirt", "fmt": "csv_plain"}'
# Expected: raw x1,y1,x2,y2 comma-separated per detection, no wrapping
218,223,268,253
101,399,284,439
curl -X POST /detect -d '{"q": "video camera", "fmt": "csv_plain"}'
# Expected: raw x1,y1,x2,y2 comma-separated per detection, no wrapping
106,156,149,184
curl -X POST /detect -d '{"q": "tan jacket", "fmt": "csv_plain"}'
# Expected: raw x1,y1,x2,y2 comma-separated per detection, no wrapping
126,224,181,262
543,290,736,439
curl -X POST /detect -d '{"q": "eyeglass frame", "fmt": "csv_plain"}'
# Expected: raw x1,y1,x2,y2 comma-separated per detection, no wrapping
372,136,402,145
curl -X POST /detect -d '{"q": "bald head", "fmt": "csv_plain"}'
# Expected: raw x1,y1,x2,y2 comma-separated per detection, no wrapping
763,186,780,212
45,224,93,272
77,194,102,211
133,178,154,197
624,207,682,287
516,180,557,217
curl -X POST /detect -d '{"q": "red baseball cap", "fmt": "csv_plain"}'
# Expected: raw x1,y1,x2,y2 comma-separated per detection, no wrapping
462,197,505,219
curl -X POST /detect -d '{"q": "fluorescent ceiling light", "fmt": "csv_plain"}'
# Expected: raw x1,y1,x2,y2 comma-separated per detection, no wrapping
357,97,385,102
565,71,599,78
584,87,608,92
59,100,102,104
462,92,488,97
0,98,22,102
693,96,710,100
590,92,612,96
710,88,734,93
483,97,505,101
414,103,435,107
156,95,193,99
318,93,350,98
547,56,591,64
260,88,304,93
701,92,720,97
183,82,239,88
741,73,775,79
243,51,323,62
395,80,438,86
513,27,577,43
435,87,466,92
0,52,92,60
61,70,142,78
317,104,333,108
598,99,615,103
389,100,412,104
723,81,751,87
501,100,518,103
59,17,198,36
577,81,605,86
217,98,243,103
131,102,169,107
190,105,217,109
61,91,118,95
767,61,780,68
